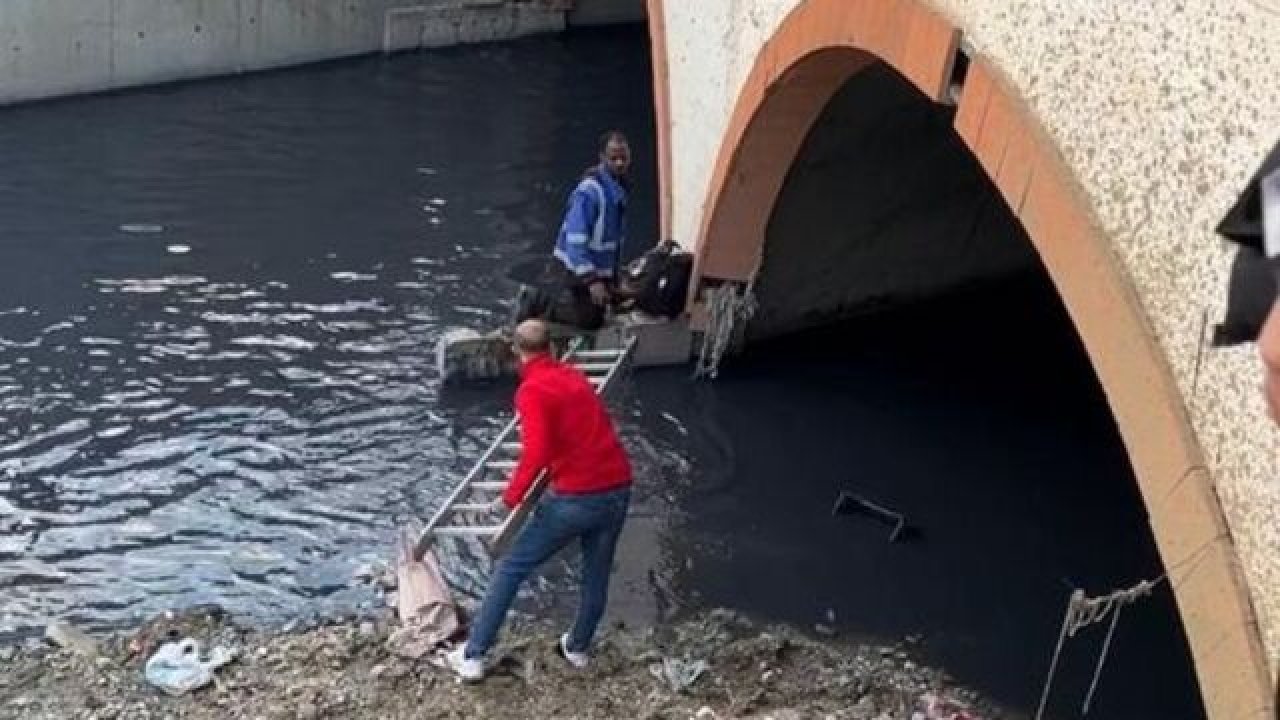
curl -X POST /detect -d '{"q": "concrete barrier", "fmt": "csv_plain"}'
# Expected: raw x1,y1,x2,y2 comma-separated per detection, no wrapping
0,0,639,106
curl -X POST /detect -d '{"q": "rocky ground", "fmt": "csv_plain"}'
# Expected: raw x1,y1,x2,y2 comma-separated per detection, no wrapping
0,606,1005,720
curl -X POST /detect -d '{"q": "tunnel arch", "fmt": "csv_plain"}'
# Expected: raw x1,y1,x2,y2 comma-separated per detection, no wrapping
649,0,1274,716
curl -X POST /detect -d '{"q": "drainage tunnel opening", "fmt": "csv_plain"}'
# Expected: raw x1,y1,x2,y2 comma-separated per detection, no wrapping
664,59,1207,718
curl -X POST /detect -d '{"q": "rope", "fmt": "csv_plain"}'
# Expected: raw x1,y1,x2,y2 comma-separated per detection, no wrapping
1082,601,1124,715
1034,465,1217,719
1034,579,1156,720
1035,590,1080,720
694,282,757,380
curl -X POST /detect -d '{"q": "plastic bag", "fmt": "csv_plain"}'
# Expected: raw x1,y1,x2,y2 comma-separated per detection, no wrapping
144,638,235,695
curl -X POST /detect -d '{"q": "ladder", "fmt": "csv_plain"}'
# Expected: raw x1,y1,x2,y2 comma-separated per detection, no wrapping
415,336,638,559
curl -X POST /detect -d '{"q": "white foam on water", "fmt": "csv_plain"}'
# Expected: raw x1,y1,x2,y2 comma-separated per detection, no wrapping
119,223,164,234
330,271,378,282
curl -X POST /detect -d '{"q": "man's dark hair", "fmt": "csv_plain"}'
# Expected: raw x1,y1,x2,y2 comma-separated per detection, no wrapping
599,131,629,153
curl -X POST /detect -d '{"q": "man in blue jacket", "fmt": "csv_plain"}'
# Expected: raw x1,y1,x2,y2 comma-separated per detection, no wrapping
515,131,631,331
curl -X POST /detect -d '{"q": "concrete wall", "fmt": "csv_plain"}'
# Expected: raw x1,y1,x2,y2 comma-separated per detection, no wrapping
0,0,643,106
652,0,1280,716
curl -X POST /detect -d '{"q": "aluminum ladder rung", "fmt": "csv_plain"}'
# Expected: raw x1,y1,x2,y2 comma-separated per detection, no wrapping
572,362,615,375
449,503,501,514
485,460,517,471
569,349,624,361
472,481,507,491
499,442,522,453
433,525,502,537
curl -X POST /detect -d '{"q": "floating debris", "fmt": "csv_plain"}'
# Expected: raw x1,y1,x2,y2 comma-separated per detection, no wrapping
330,271,378,283
119,223,164,234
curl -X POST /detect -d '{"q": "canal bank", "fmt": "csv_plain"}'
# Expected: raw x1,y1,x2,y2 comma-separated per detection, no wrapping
0,0,644,106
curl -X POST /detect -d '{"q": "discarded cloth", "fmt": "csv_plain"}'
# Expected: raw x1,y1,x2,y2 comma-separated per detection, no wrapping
144,638,235,695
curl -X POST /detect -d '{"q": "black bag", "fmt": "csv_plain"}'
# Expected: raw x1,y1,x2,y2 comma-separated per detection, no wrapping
624,240,693,319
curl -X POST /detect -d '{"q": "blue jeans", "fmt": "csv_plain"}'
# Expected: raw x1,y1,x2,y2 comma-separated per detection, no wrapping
465,486,630,659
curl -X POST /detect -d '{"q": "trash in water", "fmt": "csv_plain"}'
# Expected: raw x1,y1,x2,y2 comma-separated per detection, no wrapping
832,490,911,543
144,638,236,695
119,223,165,234
649,656,708,694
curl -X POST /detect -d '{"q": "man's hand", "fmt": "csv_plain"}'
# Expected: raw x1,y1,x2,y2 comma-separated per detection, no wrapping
588,281,611,307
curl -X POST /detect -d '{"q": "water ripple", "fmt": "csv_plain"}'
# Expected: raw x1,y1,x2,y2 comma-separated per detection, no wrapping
0,32,665,643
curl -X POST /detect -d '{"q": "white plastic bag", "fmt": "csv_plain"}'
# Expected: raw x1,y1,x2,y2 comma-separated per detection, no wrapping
144,638,235,696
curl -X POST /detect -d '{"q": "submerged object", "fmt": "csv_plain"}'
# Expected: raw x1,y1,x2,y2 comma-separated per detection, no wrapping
832,490,910,543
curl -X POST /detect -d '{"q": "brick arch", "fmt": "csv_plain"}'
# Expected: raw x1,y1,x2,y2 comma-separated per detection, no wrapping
649,0,1273,716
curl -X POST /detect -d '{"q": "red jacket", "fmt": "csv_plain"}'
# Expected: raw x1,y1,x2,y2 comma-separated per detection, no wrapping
502,354,632,508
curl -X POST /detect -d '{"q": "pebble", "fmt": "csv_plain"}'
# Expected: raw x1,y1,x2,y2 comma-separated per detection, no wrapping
358,622,376,638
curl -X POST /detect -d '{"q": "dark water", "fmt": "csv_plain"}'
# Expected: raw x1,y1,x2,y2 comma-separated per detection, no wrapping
639,275,1205,718
0,25,1200,720
0,27,655,635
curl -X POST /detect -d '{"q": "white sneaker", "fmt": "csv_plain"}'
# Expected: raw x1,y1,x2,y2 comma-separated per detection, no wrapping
445,644,485,683
558,633,589,669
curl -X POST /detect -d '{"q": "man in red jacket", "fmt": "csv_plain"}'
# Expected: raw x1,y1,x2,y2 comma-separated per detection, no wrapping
447,318,632,681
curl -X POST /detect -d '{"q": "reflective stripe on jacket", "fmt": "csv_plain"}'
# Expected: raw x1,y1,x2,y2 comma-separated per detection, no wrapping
553,165,627,279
